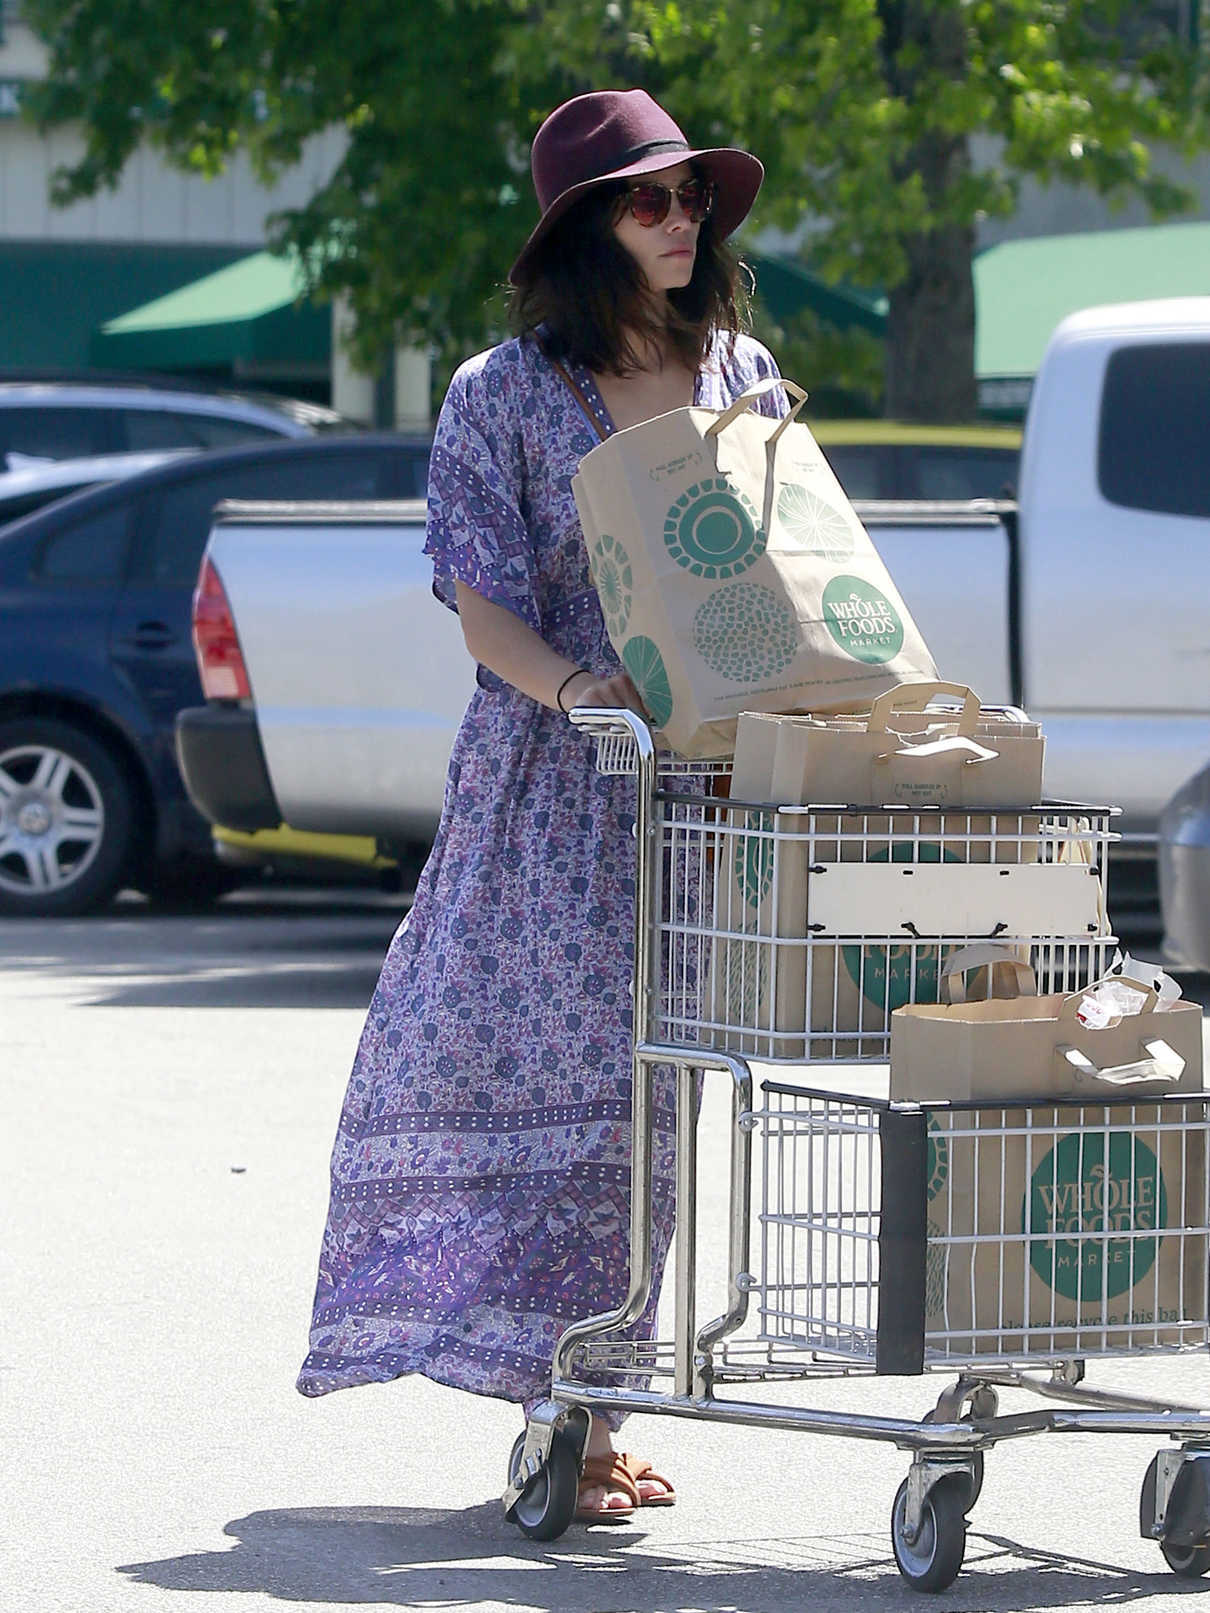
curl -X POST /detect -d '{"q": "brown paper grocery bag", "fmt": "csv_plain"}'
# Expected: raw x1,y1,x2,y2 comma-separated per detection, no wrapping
891,981,1205,1103
763,682,1045,811
923,1100,1208,1355
573,379,938,757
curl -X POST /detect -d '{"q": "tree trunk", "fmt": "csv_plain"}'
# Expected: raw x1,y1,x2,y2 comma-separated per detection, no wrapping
884,194,977,421
878,0,978,421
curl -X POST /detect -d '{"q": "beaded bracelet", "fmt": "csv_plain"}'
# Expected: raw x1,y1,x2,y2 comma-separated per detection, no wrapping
556,668,590,712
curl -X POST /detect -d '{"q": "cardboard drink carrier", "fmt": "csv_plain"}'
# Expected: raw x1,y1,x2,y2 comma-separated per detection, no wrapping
572,379,938,758
891,953,1209,1355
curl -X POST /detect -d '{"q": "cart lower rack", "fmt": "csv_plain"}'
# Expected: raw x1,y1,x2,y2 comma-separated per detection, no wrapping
501,711,1210,1591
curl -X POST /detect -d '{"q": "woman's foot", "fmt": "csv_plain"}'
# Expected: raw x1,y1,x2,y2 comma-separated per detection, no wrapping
574,1418,676,1519
618,1451,677,1506
575,1451,639,1521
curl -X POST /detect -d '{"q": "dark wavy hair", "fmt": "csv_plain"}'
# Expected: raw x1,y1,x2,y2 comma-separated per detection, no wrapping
508,174,750,375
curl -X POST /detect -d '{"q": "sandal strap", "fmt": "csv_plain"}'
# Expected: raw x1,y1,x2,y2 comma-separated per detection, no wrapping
579,1453,641,1509
619,1451,676,1495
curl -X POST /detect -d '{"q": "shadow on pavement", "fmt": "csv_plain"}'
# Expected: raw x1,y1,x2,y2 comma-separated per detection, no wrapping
0,892,405,1010
115,1504,1199,1611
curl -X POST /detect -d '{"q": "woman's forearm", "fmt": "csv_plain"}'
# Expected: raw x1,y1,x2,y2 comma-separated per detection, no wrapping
454,581,590,709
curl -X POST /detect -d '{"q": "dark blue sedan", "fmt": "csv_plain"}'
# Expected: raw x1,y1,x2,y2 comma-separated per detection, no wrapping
0,432,429,915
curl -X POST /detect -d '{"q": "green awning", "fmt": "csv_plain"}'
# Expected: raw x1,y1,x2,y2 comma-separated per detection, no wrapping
973,219,1210,379
748,251,888,334
91,250,329,373
0,242,247,368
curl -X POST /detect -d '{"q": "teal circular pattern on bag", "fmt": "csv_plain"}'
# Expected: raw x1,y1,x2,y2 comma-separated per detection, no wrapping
621,635,674,729
821,574,905,664
777,482,855,562
590,533,633,637
664,479,766,578
692,583,797,682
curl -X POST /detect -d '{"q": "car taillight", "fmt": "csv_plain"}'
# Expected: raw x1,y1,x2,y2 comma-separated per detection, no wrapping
192,555,251,700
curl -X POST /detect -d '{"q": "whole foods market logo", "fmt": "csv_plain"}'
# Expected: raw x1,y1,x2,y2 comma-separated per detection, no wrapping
664,480,766,578
822,575,904,664
1025,1132,1166,1301
842,843,957,1009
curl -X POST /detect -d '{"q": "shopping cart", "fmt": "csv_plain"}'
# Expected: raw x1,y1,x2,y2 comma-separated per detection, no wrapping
502,708,1210,1590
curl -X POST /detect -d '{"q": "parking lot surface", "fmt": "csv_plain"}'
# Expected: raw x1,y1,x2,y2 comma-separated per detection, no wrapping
5,889,1210,1613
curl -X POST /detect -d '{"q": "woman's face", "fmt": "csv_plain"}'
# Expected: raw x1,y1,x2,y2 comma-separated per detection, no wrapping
611,160,703,296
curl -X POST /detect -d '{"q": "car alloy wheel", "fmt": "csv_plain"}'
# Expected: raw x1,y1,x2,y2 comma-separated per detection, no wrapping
0,719,135,916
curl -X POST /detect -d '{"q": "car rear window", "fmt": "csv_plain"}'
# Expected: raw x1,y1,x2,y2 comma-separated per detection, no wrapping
121,410,286,451
0,407,114,462
1098,341,1210,519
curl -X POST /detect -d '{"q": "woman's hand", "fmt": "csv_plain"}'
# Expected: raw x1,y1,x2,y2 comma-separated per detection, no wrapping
564,669,647,717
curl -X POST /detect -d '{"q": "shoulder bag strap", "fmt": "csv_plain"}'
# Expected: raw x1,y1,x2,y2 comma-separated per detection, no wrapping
550,358,607,444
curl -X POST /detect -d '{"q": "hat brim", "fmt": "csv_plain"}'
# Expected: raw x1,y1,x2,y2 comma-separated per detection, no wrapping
507,146,763,286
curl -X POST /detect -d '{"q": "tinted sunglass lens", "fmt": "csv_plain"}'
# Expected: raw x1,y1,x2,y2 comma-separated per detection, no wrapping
624,178,715,226
628,185,669,226
682,179,714,222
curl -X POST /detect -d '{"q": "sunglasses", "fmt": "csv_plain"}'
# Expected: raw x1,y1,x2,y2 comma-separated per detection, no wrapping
617,176,715,227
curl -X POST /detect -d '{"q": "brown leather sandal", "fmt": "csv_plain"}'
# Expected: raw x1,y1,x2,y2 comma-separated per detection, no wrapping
575,1452,640,1522
619,1451,677,1506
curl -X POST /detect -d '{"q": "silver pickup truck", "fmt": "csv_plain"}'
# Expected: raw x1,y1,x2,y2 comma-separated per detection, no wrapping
177,297,1210,880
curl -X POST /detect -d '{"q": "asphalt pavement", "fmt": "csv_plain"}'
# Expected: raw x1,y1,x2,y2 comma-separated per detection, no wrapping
6,886,1210,1613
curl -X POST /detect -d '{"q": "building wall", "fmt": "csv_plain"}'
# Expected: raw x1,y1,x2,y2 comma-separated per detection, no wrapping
0,13,345,247
971,136,1210,248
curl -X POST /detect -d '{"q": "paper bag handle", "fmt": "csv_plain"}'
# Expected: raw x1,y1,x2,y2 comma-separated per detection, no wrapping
1058,981,1160,1021
939,944,1037,1004
868,680,980,737
1056,1038,1186,1086
706,377,809,446
875,735,998,769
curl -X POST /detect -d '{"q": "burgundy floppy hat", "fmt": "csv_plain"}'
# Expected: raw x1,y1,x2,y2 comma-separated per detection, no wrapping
508,89,764,285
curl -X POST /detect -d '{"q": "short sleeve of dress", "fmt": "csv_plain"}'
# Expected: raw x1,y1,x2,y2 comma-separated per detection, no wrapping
423,347,540,634
744,337,792,420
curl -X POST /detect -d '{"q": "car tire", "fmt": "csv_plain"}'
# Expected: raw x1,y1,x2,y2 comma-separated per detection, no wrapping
0,717,136,917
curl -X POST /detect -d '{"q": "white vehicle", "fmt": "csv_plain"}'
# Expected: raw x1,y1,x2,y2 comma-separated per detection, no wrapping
0,377,347,468
176,298,1210,872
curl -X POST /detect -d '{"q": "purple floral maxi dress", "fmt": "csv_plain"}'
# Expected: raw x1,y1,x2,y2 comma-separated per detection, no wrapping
298,331,785,1425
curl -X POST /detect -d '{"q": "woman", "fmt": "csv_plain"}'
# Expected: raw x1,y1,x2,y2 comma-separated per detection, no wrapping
298,88,786,1521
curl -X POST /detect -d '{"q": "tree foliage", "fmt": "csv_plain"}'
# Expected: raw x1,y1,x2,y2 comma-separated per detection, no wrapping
21,0,1210,416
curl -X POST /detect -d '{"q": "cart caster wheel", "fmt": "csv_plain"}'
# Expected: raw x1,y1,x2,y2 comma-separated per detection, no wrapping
891,1476,967,1592
1161,1539,1210,1578
505,1430,579,1542
922,1412,984,1512
961,1452,985,1513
